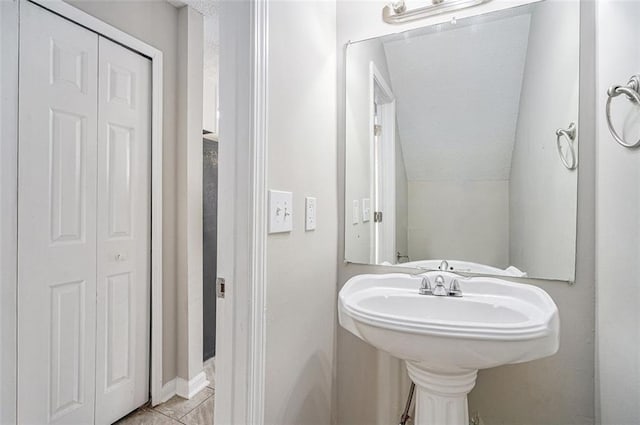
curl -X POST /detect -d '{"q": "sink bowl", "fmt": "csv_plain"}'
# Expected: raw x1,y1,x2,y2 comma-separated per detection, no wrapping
338,272,559,425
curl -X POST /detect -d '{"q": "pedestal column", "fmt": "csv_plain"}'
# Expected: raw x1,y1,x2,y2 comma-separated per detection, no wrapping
406,363,478,425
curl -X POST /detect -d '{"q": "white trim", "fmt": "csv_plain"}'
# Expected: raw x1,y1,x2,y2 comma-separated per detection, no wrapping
159,379,177,404
368,64,376,264
370,62,394,102
248,0,268,422
0,2,19,424
176,372,210,400
379,100,396,264
369,61,396,264
176,4,205,388
214,0,268,424
212,0,243,420
20,0,165,408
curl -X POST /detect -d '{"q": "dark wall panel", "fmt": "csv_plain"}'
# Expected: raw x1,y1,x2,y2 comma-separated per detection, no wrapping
203,138,218,360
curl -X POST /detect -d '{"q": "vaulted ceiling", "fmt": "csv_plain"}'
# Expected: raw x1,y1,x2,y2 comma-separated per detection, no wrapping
382,13,531,181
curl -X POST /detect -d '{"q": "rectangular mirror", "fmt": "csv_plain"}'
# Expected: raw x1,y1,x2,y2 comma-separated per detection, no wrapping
344,0,579,281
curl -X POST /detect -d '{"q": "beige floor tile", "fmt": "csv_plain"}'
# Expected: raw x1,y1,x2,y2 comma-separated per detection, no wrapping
114,407,182,425
180,395,214,425
153,387,214,420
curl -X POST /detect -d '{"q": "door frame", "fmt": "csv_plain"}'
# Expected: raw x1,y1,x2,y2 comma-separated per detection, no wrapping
3,0,166,410
1,1,19,423
369,61,396,264
214,0,268,423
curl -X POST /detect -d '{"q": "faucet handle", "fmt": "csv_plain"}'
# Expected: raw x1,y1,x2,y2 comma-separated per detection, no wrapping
448,279,463,297
419,277,432,295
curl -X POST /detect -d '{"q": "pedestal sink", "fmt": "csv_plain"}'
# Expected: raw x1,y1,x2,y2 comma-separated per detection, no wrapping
338,272,559,425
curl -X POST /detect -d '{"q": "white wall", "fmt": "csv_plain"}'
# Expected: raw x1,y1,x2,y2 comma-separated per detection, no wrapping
0,2,18,423
202,75,217,133
509,0,579,281
337,1,595,424
344,37,392,264
596,1,640,423
65,0,186,387
264,1,337,424
395,131,409,260
407,180,509,267
213,1,253,419
202,12,218,135
176,5,205,386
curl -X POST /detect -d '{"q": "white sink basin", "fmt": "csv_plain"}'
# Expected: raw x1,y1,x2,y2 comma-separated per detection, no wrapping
339,272,559,425
393,259,527,277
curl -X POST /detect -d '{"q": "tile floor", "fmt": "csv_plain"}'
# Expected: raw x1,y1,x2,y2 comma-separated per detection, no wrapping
115,358,216,425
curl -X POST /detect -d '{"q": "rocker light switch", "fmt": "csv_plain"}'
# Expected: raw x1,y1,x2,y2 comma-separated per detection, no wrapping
305,197,317,231
362,198,371,222
352,200,360,225
269,190,293,234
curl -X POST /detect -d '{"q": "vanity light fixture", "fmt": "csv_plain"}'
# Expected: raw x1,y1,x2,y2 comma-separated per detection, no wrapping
383,0,493,24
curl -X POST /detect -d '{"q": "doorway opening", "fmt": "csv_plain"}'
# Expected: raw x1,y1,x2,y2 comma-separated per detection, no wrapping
203,131,218,361
370,61,397,265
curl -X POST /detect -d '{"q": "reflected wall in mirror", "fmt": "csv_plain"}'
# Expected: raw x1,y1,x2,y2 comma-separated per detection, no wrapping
344,0,579,281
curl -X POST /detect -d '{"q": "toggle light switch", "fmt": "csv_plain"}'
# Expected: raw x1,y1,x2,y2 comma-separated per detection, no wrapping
269,190,293,234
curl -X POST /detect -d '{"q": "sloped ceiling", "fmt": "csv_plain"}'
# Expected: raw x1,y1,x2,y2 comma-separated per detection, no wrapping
383,13,531,181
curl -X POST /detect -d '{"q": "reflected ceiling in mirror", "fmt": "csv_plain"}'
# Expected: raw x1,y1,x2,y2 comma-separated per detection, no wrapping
344,1,579,281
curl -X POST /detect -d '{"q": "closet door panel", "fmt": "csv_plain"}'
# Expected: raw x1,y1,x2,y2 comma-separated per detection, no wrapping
17,2,98,424
95,36,151,425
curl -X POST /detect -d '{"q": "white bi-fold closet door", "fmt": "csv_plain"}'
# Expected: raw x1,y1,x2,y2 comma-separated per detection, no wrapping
17,2,151,424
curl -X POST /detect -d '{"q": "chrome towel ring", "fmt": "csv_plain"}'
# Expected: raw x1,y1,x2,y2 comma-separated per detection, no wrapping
606,74,640,148
556,122,577,170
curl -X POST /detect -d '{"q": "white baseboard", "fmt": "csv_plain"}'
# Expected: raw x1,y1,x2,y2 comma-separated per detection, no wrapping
176,371,210,399
157,378,177,405
154,371,210,405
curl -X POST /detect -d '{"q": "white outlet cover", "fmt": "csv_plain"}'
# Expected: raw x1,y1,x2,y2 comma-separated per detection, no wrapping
269,190,293,234
352,200,359,225
305,197,317,231
362,198,371,222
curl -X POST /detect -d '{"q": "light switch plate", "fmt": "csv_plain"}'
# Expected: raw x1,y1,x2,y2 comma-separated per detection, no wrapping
352,200,360,225
305,197,317,231
268,190,293,234
362,198,371,222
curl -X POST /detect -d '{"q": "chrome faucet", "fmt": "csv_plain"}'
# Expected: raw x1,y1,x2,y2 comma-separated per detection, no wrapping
419,277,432,295
432,275,448,296
448,279,462,297
439,260,449,271
418,273,463,297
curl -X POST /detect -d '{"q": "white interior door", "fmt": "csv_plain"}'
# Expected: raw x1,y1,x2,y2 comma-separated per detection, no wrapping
372,99,396,264
378,100,396,264
370,62,396,265
18,3,151,424
18,2,98,424
94,37,151,425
